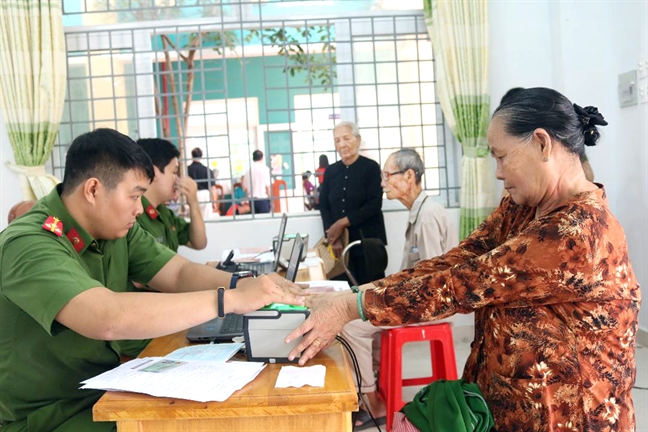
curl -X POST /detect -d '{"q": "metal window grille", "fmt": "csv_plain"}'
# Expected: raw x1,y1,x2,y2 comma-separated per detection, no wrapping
53,0,459,221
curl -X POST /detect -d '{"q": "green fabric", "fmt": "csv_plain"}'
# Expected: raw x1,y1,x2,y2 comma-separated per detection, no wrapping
0,1,67,199
135,196,190,253
425,0,497,239
401,379,494,432
119,196,190,357
0,186,174,431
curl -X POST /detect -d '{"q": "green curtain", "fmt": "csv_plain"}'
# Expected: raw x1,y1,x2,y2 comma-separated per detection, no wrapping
0,0,66,200
424,0,497,239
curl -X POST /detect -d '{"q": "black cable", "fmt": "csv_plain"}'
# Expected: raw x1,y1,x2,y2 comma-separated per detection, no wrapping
633,386,648,390
336,335,384,432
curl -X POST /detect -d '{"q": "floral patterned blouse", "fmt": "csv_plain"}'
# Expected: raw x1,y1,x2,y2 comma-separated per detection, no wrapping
365,185,640,431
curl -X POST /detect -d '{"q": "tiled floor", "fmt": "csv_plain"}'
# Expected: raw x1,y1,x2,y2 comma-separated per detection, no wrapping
359,326,648,431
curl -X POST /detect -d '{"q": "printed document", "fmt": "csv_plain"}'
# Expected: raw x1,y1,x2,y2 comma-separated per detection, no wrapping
81,357,265,402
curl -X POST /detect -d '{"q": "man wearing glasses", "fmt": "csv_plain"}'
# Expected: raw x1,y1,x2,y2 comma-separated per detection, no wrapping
344,148,458,430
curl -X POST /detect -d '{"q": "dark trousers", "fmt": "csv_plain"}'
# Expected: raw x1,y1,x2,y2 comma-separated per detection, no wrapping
252,199,271,214
331,246,385,285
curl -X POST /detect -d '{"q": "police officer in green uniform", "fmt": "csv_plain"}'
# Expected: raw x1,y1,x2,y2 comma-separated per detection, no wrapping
118,138,208,357
135,138,207,253
0,128,304,432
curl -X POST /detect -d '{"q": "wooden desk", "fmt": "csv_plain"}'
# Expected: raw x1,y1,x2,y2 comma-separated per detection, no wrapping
94,264,358,431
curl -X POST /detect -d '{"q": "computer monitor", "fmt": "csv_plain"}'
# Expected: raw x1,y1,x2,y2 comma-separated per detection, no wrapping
284,234,305,283
273,213,288,272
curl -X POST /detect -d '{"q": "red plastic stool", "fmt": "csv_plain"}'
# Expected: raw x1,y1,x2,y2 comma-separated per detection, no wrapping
378,323,458,431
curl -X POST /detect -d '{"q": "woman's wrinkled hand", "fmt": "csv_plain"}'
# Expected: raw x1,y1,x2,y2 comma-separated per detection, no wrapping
285,291,357,365
331,239,344,258
325,218,347,245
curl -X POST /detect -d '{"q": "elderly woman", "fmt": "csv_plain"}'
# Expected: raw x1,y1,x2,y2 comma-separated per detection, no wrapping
319,121,387,284
287,88,640,431
344,148,457,430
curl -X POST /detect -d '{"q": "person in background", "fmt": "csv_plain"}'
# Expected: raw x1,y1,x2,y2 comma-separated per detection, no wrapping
313,154,329,211
344,148,458,430
319,121,387,284
232,175,251,215
7,200,36,224
0,128,305,432
315,154,329,186
287,88,639,431
501,87,595,182
187,147,218,217
303,171,315,210
243,150,272,214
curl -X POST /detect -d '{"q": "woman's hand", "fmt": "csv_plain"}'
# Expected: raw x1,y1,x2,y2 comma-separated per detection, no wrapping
331,239,344,258
325,217,350,245
285,291,358,365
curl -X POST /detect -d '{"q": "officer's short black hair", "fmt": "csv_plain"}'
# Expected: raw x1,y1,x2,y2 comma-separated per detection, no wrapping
137,138,180,173
61,128,154,195
252,150,263,161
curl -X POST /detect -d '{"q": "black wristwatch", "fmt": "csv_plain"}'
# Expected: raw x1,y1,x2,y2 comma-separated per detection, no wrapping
230,270,256,289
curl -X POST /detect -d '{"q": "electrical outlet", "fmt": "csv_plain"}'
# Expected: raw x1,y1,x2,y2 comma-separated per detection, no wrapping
639,80,648,104
639,58,648,79
618,70,638,107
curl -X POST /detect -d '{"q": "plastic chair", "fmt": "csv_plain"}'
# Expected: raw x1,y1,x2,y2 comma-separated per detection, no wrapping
272,179,288,212
378,323,458,431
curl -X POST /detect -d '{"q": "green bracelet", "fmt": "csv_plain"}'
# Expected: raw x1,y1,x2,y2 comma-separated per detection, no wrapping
350,285,359,293
357,291,367,322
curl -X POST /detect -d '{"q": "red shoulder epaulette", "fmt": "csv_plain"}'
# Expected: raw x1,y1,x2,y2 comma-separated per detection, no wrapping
42,216,63,237
145,204,159,219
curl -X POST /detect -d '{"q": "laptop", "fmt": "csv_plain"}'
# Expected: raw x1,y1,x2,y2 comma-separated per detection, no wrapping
284,233,305,283
273,213,289,271
186,230,304,343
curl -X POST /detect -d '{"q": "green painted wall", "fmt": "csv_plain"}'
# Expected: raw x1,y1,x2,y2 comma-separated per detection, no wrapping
157,53,336,137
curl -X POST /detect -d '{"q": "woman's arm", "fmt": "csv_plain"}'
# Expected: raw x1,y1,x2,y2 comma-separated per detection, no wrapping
364,201,634,327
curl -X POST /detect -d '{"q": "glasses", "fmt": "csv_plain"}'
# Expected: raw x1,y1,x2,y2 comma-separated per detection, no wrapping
381,170,406,181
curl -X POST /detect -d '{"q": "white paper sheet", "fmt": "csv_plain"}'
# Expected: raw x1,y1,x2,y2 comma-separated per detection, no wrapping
164,343,243,362
81,357,265,402
275,365,326,388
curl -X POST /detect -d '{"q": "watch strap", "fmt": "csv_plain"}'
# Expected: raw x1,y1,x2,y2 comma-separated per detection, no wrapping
230,271,255,289
217,287,225,319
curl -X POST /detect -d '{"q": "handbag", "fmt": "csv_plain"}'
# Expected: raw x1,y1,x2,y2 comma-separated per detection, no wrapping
315,228,349,279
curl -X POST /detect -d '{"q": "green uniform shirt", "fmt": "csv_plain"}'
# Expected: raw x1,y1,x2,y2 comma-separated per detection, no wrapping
117,196,192,358
0,185,175,431
136,196,190,253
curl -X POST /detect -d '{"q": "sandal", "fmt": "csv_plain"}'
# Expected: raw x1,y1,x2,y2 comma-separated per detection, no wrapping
354,408,387,431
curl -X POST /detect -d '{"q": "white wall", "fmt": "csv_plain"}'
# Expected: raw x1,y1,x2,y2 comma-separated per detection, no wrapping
490,0,648,333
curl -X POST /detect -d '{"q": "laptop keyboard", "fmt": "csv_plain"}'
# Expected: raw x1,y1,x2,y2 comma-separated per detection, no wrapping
220,313,244,334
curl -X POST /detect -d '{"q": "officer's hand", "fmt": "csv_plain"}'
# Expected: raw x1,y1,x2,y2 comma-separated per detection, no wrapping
176,177,199,205
227,274,306,314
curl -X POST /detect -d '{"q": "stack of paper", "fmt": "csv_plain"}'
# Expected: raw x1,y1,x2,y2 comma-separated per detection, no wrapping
81,343,264,402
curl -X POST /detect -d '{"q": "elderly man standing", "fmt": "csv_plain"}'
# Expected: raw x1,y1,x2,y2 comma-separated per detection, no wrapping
343,148,457,430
